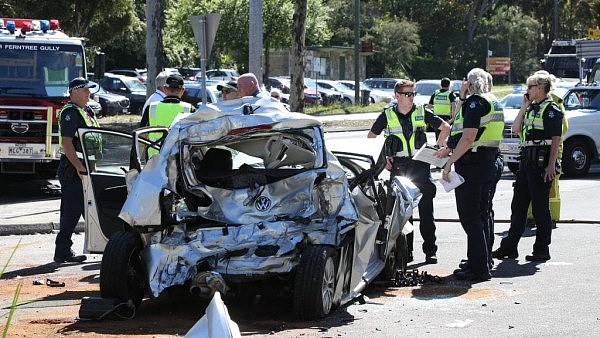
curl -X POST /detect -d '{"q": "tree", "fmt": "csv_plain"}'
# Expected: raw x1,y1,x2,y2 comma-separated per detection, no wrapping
369,16,420,77
482,5,542,82
290,0,307,113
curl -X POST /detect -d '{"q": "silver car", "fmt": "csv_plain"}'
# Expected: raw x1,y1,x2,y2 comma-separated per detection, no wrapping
76,97,420,319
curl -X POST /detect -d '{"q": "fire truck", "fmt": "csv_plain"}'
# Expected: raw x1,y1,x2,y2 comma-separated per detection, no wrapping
0,18,88,177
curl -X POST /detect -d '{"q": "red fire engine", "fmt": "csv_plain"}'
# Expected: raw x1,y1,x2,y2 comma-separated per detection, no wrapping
0,18,88,177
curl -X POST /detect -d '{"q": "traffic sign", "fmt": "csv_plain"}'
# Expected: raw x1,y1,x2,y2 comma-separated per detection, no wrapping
587,29,600,39
486,57,510,75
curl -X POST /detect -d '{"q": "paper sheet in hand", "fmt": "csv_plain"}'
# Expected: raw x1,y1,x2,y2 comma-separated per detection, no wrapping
440,171,465,192
412,144,449,168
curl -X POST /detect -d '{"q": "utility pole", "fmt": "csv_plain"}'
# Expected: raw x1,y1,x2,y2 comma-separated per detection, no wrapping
249,0,263,86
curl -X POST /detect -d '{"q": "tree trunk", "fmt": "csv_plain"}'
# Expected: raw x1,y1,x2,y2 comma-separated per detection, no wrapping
290,0,307,113
467,0,501,42
145,0,165,99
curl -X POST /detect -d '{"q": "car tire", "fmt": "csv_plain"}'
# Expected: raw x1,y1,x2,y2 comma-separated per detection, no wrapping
562,138,592,177
100,231,147,307
293,245,337,320
343,97,352,105
507,162,519,175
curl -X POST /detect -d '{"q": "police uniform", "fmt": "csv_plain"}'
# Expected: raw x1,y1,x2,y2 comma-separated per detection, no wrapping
495,98,563,260
55,102,98,262
429,89,457,139
370,103,444,260
448,93,503,279
139,96,193,128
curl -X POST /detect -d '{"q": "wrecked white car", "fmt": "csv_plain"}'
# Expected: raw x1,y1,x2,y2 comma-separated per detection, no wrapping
77,97,421,319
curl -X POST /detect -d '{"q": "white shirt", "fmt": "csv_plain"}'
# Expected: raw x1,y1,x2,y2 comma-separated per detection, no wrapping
142,90,166,113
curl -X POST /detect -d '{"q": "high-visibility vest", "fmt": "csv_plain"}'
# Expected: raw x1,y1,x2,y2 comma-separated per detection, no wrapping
58,103,100,153
451,94,504,149
432,89,452,115
521,99,556,145
148,101,193,128
383,104,426,156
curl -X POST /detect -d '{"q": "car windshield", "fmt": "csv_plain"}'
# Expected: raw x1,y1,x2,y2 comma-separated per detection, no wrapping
500,94,522,109
415,82,440,95
563,89,600,110
0,42,85,97
122,77,146,92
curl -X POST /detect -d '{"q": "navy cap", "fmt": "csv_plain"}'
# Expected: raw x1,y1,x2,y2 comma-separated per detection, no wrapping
216,80,238,91
68,77,97,91
164,74,184,88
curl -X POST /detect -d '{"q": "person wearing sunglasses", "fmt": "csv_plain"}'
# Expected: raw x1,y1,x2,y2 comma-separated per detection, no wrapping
492,71,563,262
368,79,451,265
217,80,240,101
436,68,504,281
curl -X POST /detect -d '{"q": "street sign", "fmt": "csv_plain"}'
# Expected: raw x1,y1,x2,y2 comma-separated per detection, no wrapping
486,57,510,75
576,39,600,58
189,14,221,60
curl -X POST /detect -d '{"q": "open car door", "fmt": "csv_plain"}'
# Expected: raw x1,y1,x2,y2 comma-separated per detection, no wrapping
78,127,168,253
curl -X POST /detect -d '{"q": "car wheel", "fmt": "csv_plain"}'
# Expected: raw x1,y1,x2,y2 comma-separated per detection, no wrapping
369,97,375,104
100,231,147,307
562,139,592,177
293,245,337,320
343,97,352,105
507,162,519,175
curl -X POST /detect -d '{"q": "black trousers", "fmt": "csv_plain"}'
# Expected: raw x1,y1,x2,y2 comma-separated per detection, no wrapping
395,159,437,256
454,153,496,275
483,154,504,265
54,157,85,259
499,161,553,255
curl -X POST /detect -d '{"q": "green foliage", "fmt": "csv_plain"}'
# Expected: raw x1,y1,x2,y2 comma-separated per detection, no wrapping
368,16,420,78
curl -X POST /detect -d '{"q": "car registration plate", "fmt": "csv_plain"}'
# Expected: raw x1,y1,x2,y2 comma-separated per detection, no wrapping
8,146,33,156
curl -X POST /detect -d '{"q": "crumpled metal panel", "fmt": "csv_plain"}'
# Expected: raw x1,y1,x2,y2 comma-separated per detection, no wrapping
196,171,318,224
143,219,335,297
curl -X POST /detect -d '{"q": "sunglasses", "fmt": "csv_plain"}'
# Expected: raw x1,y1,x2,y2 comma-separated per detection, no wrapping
397,91,416,97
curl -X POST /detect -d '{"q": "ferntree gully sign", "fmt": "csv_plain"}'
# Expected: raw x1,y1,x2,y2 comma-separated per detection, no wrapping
486,57,511,75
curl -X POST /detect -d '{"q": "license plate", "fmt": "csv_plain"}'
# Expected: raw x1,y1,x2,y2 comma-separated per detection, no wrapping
9,146,33,156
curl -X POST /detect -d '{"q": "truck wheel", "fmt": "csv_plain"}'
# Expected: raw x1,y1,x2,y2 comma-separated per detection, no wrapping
293,245,337,320
507,163,519,175
562,139,591,177
100,231,147,307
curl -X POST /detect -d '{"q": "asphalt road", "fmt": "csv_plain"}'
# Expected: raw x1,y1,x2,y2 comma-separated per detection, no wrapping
2,124,600,336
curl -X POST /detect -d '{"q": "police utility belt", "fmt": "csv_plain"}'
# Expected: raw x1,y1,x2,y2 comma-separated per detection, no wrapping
520,140,551,168
458,147,498,164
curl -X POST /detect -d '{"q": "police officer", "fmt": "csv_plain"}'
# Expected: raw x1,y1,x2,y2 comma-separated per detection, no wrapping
140,73,193,128
437,68,503,281
54,77,99,264
368,79,450,264
429,77,458,140
142,70,169,113
492,72,563,262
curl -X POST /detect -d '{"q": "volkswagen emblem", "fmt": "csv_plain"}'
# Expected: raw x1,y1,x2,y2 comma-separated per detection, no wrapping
254,196,272,211
11,123,29,134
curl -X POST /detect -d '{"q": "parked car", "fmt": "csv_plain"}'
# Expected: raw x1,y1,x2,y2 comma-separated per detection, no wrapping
304,78,343,105
182,81,219,106
76,100,421,320
414,79,441,106
316,79,355,104
499,86,600,177
195,68,240,82
99,73,147,115
268,77,322,105
336,80,390,103
363,78,400,101
92,84,130,116
108,69,147,84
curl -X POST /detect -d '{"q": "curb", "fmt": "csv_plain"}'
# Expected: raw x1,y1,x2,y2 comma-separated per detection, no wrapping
0,222,85,236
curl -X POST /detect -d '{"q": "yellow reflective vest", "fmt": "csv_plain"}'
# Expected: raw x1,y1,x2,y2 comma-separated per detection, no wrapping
58,103,100,152
148,100,193,127
383,104,426,156
432,89,452,115
451,94,504,149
